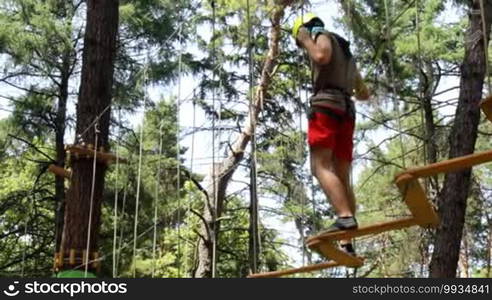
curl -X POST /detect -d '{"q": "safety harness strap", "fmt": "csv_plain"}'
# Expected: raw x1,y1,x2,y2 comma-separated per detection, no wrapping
308,105,344,122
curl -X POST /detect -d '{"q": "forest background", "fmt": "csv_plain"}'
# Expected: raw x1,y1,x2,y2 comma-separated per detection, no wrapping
0,0,491,278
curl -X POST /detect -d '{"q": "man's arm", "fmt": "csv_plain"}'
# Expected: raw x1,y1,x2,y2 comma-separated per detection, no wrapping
297,27,332,65
354,69,370,100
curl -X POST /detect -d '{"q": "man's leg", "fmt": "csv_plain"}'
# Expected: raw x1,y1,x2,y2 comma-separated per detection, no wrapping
334,157,356,252
310,146,353,217
334,158,355,215
308,111,357,238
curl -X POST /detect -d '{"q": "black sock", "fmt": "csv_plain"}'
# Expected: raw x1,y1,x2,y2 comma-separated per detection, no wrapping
341,243,355,254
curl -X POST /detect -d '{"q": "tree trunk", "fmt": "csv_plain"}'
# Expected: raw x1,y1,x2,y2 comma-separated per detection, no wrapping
60,0,119,270
248,161,259,274
417,58,439,166
193,0,296,278
54,51,71,253
429,0,492,278
194,163,223,278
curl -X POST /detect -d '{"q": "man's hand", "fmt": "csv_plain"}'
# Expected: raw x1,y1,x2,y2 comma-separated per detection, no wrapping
296,26,311,47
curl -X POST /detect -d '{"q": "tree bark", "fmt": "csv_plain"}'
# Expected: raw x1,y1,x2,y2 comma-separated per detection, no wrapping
60,0,119,268
193,0,297,278
54,50,71,252
248,161,259,274
429,0,492,278
421,61,438,166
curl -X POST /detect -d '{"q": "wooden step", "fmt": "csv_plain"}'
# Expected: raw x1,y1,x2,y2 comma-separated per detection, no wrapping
481,95,492,122
248,261,341,278
66,145,126,165
305,217,418,244
395,150,492,182
307,241,364,268
395,176,439,226
48,164,72,179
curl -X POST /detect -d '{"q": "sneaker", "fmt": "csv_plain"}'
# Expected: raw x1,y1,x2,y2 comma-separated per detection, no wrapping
318,216,358,235
340,242,356,256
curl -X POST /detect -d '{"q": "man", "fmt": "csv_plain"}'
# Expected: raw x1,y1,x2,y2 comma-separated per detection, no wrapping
292,13,370,255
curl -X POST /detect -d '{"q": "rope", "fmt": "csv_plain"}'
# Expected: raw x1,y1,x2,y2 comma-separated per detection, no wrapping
383,0,406,169
247,0,260,275
191,98,197,175
415,0,432,196
115,186,128,276
112,108,121,278
152,121,164,277
67,212,165,272
84,122,99,277
479,0,491,94
131,68,148,277
184,97,197,275
176,25,183,278
75,16,193,146
345,0,358,278
211,0,218,279
76,106,110,145
20,186,36,277
297,5,308,270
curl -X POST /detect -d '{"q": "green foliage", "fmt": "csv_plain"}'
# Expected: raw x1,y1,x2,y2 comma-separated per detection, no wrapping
2,0,492,278
0,124,55,276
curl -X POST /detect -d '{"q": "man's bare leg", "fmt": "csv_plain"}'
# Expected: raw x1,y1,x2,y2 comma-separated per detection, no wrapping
310,147,353,218
334,158,355,214
334,158,356,251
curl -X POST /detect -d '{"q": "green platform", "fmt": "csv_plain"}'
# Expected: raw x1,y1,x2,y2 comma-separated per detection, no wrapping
55,270,97,278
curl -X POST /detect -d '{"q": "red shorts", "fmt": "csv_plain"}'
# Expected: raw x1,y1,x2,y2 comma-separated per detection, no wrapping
308,109,355,162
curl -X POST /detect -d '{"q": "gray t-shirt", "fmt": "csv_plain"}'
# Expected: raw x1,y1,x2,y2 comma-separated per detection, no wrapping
310,31,356,114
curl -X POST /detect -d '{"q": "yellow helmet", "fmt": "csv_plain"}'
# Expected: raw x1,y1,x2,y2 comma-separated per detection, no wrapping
292,12,323,39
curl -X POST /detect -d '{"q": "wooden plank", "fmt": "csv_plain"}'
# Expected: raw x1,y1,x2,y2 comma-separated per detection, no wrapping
69,249,76,265
481,95,492,122
308,241,363,267
82,250,88,266
59,251,65,268
395,149,492,182
248,261,341,278
53,253,61,270
66,145,127,164
305,217,418,244
92,252,100,271
395,175,439,226
48,164,72,179
303,178,437,247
